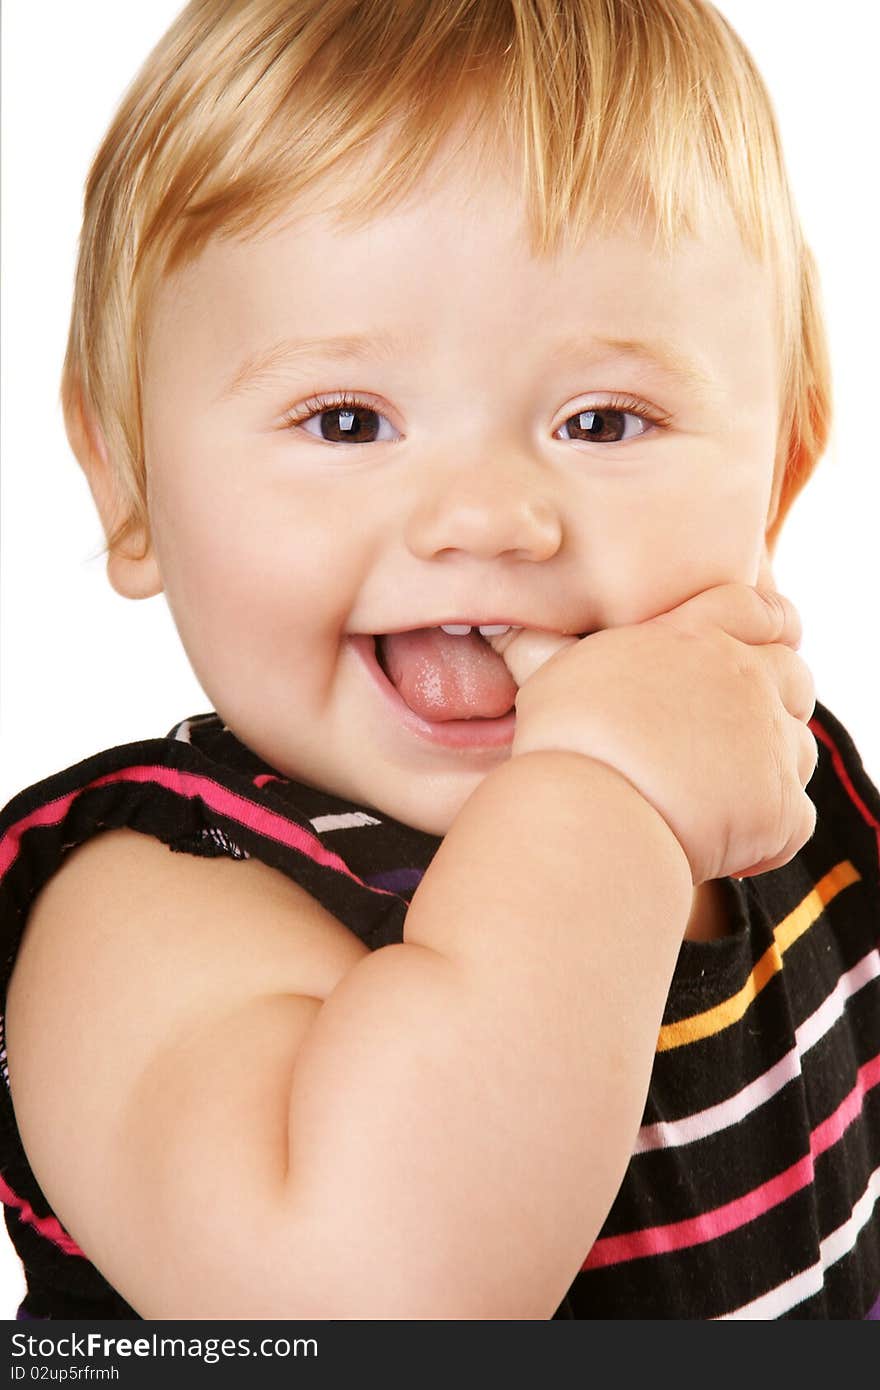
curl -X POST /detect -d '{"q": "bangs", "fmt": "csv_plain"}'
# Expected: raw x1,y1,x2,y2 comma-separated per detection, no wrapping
118,0,796,281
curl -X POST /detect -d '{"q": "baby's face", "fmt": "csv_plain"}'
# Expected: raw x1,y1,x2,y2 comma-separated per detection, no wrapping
140,149,782,834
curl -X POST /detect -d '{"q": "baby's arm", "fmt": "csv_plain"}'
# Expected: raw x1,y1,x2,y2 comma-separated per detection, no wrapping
288,751,691,1315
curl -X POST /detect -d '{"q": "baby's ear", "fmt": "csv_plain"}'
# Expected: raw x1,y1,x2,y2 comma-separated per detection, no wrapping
64,385,163,600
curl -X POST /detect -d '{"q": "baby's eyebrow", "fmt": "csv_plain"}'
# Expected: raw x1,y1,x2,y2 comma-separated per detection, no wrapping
219,331,403,401
219,329,719,403
550,334,720,402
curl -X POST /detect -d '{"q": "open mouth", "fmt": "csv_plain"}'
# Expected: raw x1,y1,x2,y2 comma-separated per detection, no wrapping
355,623,590,749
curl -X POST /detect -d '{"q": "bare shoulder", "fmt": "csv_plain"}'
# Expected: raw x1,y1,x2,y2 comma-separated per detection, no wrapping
3,826,369,1315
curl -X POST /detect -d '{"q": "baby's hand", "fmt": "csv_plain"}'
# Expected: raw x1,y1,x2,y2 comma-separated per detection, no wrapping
488,584,817,886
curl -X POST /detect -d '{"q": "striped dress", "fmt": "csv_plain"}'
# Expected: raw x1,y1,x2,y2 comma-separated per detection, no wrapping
0,701,877,1319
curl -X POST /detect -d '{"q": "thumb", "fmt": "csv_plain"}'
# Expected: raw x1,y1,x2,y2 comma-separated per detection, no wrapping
487,627,580,687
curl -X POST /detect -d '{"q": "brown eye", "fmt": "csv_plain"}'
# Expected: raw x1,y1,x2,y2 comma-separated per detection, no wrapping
556,406,653,444
293,399,399,444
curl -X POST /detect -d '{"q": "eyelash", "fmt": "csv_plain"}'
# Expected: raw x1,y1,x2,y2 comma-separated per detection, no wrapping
279,391,673,441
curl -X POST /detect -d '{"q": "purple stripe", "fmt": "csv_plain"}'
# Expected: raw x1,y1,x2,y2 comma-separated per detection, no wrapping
364,867,425,893
866,1290,880,1320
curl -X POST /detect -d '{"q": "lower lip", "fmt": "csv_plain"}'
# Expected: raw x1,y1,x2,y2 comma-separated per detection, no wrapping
349,635,516,749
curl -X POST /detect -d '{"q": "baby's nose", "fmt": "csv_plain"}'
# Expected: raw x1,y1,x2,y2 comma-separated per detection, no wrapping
404,468,563,563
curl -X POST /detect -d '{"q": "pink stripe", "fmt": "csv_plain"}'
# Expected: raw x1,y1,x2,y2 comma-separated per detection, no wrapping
583,1155,813,1270
811,715,880,870
0,792,77,877
812,1051,880,1160
0,764,395,896
584,1046,880,1272
0,1174,86,1258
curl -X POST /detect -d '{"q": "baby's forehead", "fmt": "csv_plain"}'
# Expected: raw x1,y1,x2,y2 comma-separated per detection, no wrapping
162,158,760,305
140,179,776,442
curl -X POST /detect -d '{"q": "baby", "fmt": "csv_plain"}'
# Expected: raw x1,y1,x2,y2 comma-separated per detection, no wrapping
1,0,878,1321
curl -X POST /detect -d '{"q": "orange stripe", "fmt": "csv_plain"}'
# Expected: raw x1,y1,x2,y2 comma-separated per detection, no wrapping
657,861,861,1052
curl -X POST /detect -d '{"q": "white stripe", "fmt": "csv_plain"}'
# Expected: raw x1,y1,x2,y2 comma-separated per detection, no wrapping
719,1161,880,1319
822,1168,880,1267
310,810,382,832
636,945,880,1154
171,713,218,744
635,1047,800,1153
796,949,880,1053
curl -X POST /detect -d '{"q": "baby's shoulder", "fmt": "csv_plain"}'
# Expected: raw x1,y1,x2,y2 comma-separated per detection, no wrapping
5,822,369,1146
1,722,372,1095
12,822,368,1022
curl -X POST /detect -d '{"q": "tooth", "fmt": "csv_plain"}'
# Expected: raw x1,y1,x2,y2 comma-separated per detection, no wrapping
478,624,511,636
440,624,472,635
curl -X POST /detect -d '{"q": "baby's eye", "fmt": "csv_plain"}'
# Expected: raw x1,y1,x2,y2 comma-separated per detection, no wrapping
554,399,666,444
286,396,399,444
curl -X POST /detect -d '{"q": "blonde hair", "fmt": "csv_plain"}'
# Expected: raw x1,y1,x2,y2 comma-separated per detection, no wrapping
62,0,831,560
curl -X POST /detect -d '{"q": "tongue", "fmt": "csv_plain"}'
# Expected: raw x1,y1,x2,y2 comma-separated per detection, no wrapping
378,628,518,722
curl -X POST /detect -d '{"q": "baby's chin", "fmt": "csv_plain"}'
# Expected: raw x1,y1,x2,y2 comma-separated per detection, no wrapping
354,762,505,838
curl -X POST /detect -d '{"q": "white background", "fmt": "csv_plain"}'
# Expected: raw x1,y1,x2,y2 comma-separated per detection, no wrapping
1,1,878,1317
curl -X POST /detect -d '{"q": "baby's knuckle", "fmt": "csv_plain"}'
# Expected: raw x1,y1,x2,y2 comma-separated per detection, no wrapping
752,583,786,624
803,672,818,721
761,722,793,841
802,793,818,842
805,729,819,776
